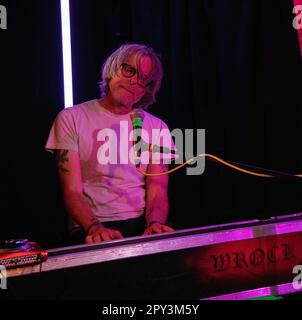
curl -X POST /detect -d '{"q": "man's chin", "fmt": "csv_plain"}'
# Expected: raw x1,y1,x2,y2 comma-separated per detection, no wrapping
114,94,137,108
112,99,132,110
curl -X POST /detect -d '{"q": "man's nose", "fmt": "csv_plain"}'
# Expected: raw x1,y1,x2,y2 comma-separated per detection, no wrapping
130,73,138,84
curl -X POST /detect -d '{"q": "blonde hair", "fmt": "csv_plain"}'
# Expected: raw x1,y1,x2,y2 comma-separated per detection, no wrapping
100,43,163,109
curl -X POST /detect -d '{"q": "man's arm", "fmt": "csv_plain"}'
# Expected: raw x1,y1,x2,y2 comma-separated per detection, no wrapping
54,149,122,243
144,163,175,235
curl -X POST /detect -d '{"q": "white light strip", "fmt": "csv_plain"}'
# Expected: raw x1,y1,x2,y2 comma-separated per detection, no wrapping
60,0,73,108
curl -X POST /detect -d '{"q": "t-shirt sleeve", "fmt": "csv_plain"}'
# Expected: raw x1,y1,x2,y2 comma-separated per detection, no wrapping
45,108,79,153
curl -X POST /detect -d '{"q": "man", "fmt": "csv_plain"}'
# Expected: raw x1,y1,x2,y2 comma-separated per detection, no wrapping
46,43,175,244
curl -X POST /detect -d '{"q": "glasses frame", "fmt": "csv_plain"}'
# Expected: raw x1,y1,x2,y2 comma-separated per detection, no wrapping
120,63,152,89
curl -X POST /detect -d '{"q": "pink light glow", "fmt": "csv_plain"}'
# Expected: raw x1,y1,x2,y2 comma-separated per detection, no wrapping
294,0,302,56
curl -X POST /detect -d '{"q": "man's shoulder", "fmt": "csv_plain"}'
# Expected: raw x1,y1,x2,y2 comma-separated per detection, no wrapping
70,99,98,112
57,99,98,118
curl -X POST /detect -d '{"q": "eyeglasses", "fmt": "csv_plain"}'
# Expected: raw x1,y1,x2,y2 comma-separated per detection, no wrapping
121,63,153,89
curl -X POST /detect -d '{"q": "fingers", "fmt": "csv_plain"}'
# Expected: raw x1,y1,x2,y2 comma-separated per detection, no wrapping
85,228,123,244
150,223,162,233
143,223,161,235
85,223,174,243
162,225,175,232
143,223,175,235
111,230,123,239
85,235,94,244
143,229,152,235
100,230,111,242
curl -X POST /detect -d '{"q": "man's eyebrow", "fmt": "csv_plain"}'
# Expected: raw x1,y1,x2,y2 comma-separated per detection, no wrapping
125,63,135,68
123,60,135,67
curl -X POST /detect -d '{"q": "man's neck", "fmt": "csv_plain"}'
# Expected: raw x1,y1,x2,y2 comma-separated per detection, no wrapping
98,96,132,115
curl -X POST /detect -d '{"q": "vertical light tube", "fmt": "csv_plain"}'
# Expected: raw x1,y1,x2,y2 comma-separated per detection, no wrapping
60,0,73,108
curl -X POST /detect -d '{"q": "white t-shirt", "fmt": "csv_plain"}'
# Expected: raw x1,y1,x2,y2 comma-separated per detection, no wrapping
45,99,175,224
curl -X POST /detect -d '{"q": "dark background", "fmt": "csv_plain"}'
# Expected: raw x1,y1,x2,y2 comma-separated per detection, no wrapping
0,0,301,249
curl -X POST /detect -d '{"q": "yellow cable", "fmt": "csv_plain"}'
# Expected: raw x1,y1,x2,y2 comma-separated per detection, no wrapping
136,153,302,178
203,153,272,178
136,158,195,177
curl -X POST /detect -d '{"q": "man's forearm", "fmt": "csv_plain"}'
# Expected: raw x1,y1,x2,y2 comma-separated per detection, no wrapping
63,190,103,233
145,163,170,226
145,186,169,226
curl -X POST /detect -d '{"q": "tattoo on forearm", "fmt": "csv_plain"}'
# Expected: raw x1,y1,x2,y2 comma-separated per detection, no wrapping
54,150,69,173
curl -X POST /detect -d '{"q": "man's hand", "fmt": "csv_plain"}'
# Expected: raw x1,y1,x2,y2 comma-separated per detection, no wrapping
85,224,123,244
143,222,175,235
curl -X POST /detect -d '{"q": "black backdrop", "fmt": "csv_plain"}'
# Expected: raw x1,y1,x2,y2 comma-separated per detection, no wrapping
0,0,301,248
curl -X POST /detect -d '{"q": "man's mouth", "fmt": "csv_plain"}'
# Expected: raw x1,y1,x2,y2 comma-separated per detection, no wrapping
121,86,134,95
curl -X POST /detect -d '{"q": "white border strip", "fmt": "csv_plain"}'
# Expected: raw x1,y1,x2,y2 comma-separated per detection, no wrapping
203,282,302,300
60,0,73,108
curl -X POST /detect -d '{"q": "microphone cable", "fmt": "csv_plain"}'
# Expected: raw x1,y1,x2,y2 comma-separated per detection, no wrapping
129,109,302,180
136,153,302,179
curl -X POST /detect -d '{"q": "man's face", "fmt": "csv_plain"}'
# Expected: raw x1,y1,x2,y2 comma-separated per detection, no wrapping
108,54,153,108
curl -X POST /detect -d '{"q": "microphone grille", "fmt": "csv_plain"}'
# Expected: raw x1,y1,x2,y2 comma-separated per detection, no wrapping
130,109,145,121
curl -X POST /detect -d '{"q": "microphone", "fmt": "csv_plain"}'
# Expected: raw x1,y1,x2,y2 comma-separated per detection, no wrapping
130,109,145,167
149,144,177,155
130,110,177,167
